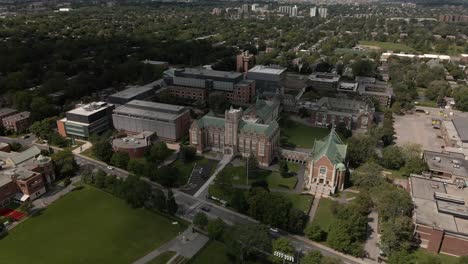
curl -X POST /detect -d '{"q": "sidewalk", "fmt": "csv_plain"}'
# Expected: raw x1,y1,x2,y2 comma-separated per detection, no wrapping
133,227,209,264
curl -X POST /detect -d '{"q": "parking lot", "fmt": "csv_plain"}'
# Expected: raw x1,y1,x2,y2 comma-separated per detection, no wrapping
394,111,445,152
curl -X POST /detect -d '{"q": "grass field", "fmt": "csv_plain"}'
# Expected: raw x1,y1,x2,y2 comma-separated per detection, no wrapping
0,186,185,264
310,198,337,232
280,118,329,149
359,41,415,53
167,157,214,187
280,193,314,213
222,165,298,190
189,240,233,264
410,248,458,264
148,251,176,264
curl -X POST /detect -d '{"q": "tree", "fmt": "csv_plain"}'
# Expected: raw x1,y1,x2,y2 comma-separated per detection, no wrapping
351,162,385,189
166,189,178,215
279,160,289,176
372,184,413,221
149,141,171,162
230,189,248,213
380,216,413,256
351,59,375,77
272,237,295,263
29,118,55,140
30,97,56,121
305,223,327,242
193,212,208,228
335,122,352,139
152,189,167,212
302,251,323,264
93,140,113,163
127,159,146,176
52,150,78,179
208,92,229,113
402,156,427,176
207,218,226,239
10,142,22,152
246,152,259,177
225,223,272,261
94,170,107,188
111,152,130,169
347,135,377,168
287,208,307,234
298,107,309,118
381,146,405,170
179,145,196,163
120,176,151,208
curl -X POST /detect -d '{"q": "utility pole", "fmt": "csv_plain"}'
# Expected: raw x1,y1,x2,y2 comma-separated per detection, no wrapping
246,154,249,185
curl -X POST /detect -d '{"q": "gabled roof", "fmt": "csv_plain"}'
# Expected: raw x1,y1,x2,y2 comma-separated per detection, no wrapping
194,115,225,129
311,129,347,165
239,120,279,137
9,146,41,166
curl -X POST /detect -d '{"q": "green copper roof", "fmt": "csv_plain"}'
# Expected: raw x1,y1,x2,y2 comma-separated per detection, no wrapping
239,120,279,137
311,129,347,165
195,115,225,129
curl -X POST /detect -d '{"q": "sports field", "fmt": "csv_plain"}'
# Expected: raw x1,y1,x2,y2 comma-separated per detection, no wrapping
0,186,185,264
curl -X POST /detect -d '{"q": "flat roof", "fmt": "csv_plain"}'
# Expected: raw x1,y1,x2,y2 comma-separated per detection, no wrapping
248,65,287,75
308,72,340,82
0,174,12,187
112,132,154,148
67,102,112,117
3,111,30,122
453,117,468,142
424,150,468,178
114,100,187,121
0,108,17,117
175,68,242,80
109,86,154,100
411,176,468,234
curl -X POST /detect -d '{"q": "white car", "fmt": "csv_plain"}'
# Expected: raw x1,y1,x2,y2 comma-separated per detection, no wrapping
107,166,114,170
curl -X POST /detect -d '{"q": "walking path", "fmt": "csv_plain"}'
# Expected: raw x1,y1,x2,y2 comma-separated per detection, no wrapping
308,194,321,220
133,227,209,264
193,154,233,198
364,210,380,261
72,141,92,154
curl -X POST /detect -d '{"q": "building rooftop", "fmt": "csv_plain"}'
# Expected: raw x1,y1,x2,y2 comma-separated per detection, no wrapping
424,150,468,179
0,174,12,187
410,176,468,235
312,129,347,166
67,102,112,117
174,68,242,80
248,65,287,75
113,100,187,121
3,111,30,122
0,108,17,117
453,117,468,142
112,131,154,149
357,81,393,96
308,72,341,83
8,146,41,166
109,86,154,100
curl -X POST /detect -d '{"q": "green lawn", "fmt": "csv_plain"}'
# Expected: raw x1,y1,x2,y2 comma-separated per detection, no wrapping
168,157,214,187
0,186,185,264
221,165,297,190
411,248,458,264
358,41,415,53
279,118,329,149
280,193,314,213
148,251,176,264
189,240,233,264
311,198,337,232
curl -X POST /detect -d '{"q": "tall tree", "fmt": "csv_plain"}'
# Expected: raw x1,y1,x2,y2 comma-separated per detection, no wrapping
166,189,178,215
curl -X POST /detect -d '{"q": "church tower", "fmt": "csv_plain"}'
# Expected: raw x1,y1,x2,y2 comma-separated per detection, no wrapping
224,107,243,155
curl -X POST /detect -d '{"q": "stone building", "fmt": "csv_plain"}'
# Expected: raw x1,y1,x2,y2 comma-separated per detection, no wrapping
189,107,280,167
306,129,347,195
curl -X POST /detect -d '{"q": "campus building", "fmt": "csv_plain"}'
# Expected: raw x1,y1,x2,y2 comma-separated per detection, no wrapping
441,117,468,150
306,129,347,195
0,146,54,206
112,131,156,158
410,175,468,256
2,111,31,133
246,65,286,94
0,108,19,124
189,107,280,167
112,100,191,142
236,51,255,73
107,85,156,105
307,72,341,91
423,150,468,186
304,97,374,129
355,76,393,108
164,68,256,105
57,102,114,139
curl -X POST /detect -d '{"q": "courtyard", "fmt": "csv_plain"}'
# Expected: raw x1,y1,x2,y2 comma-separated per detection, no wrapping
0,186,185,264
279,117,329,149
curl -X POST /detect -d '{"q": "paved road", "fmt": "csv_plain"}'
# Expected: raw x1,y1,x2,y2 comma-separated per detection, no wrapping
0,136,369,264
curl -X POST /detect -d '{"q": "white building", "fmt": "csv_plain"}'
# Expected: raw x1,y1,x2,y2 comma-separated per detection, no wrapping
310,7,317,17
318,7,328,18
291,5,298,17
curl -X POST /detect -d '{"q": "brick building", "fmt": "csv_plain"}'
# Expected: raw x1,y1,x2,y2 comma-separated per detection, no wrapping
410,175,468,257
164,68,256,105
0,146,54,206
112,131,156,158
306,129,347,195
2,111,31,133
236,50,255,73
190,107,280,167
304,97,374,129
0,108,19,125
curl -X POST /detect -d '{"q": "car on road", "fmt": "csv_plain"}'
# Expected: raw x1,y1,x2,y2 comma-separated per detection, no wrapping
269,227,279,233
107,166,114,170
21,135,30,139
201,206,211,212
